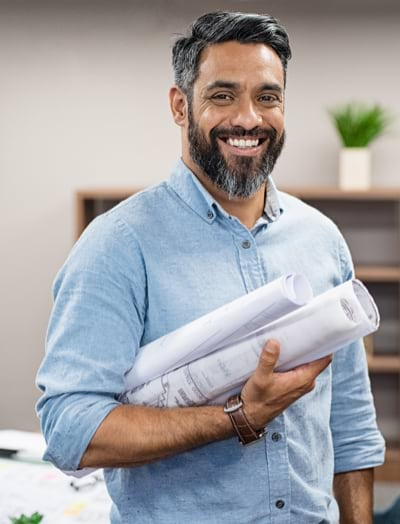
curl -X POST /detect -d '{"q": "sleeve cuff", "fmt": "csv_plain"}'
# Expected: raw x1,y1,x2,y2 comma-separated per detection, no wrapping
41,394,121,471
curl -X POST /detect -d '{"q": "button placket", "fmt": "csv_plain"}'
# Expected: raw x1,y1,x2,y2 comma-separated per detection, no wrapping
264,418,290,520
234,231,264,293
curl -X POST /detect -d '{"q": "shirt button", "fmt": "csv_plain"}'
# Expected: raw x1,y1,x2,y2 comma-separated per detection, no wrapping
207,210,214,219
271,432,282,442
242,239,251,249
275,499,285,509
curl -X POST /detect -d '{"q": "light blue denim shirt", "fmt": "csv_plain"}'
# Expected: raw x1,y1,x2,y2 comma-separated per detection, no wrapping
36,160,384,524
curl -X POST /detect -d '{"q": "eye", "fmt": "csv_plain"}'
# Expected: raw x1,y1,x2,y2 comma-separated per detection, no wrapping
258,94,280,104
210,92,234,105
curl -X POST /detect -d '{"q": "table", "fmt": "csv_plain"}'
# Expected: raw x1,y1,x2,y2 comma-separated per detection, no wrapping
0,458,111,523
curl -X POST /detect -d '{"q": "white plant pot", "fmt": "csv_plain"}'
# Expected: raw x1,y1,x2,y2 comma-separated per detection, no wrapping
339,148,371,190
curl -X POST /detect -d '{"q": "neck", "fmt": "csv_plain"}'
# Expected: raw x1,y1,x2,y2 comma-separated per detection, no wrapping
190,167,266,230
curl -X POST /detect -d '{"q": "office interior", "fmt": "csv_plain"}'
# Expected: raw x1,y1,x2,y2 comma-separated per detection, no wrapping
0,0,399,521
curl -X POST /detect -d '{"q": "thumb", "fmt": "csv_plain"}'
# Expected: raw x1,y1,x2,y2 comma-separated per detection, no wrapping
241,339,280,403
256,339,280,373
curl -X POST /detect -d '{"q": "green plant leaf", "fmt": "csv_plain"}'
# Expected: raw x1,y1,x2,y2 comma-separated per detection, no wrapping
329,102,394,147
9,512,43,524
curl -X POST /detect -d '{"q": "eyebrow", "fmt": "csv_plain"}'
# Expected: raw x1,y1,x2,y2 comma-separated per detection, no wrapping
258,83,283,95
205,81,241,91
205,80,283,95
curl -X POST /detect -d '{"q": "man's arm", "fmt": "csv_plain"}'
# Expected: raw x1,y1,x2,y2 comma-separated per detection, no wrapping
80,340,331,468
334,468,374,524
80,403,231,468
329,237,384,523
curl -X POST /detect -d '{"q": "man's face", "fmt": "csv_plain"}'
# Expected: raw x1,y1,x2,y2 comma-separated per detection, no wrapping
185,41,285,199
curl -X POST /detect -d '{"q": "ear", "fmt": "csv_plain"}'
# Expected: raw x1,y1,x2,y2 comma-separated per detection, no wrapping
169,85,188,126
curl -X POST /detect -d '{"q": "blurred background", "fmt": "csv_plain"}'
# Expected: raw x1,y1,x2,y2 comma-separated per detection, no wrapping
0,0,399,486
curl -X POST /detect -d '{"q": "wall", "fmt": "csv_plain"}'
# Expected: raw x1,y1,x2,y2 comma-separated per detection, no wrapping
0,0,399,430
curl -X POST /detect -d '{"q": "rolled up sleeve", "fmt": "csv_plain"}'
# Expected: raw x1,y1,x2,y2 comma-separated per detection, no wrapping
36,214,146,471
330,340,385,473
330,236,385,473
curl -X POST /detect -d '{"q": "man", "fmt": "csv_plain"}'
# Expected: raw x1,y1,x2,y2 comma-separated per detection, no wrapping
36,11,384,524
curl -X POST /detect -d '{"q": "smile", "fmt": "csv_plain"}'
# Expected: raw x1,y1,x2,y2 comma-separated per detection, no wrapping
217,136,268,156
227,138,260,148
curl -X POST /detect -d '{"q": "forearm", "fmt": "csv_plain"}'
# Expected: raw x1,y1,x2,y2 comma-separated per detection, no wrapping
80,344,332,470
79,403,233,469
333,468,374,524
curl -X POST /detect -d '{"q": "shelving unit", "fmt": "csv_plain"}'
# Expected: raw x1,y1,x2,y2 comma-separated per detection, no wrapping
75,186,400,481
368,355,400,373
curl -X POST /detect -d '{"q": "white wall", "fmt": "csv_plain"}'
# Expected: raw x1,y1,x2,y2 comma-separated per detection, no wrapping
0,0,399,430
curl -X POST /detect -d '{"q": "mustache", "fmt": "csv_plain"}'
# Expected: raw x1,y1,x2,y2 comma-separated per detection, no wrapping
211,126,278,141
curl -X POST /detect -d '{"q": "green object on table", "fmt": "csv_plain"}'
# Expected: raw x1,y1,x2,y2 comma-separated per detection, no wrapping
329,102,393,147
9,512,43,523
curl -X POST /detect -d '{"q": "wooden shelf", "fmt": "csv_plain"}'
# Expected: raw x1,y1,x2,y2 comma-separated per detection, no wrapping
375,446,400,482
355,266,400,282
368,355,400,373
386,447,400,461
280,186,400,200
78,186,400,201
76,188,137,199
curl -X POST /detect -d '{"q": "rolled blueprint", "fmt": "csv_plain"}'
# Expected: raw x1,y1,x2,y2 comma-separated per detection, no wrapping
68,274,311,480
121,280,379,408
123,274,312,390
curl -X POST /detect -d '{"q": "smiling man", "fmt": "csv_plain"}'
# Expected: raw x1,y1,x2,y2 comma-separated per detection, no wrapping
174,36,287,228
182,41,285,204
36,11,384,524
181,42,284,200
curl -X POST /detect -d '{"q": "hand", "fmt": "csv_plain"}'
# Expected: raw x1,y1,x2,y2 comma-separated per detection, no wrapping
241,339,332,429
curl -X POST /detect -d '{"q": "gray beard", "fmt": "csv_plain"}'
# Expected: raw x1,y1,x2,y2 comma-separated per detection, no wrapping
188,110,285,200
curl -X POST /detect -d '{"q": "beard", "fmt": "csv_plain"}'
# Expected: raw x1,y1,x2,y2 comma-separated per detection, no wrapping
188,109,285,200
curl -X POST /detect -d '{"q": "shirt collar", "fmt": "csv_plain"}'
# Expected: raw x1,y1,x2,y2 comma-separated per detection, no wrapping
167,158,284,225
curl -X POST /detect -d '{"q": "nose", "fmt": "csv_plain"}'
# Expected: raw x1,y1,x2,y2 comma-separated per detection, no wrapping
230,98,263,130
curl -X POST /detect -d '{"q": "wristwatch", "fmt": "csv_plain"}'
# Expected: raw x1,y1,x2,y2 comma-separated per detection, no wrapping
224,394,266,446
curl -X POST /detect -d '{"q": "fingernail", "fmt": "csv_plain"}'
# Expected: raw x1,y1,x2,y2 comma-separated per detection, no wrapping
265,343,278,354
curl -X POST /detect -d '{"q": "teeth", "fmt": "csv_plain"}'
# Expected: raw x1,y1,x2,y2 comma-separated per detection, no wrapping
227,138,259,148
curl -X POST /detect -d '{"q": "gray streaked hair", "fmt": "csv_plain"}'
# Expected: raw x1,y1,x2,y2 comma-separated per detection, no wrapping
172,11,292,98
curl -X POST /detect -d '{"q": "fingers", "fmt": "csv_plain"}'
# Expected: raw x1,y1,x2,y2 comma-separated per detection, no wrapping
257,339,280,372
290,354,332,388
249,340,280,391
241,346,331,428
303,354,333,375
317,354,333,371
247,341,331,401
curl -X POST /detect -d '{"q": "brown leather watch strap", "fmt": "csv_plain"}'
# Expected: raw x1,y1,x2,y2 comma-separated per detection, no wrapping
224,394,266,446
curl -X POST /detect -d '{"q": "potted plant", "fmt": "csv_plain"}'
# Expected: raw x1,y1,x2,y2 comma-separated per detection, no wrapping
329,102,393,190
9,512,43,524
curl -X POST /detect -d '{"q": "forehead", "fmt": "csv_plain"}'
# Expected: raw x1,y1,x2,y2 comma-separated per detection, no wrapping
195,41,284,91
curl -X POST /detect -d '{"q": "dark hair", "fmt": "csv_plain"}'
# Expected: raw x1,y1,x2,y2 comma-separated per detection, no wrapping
172,11,292,96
